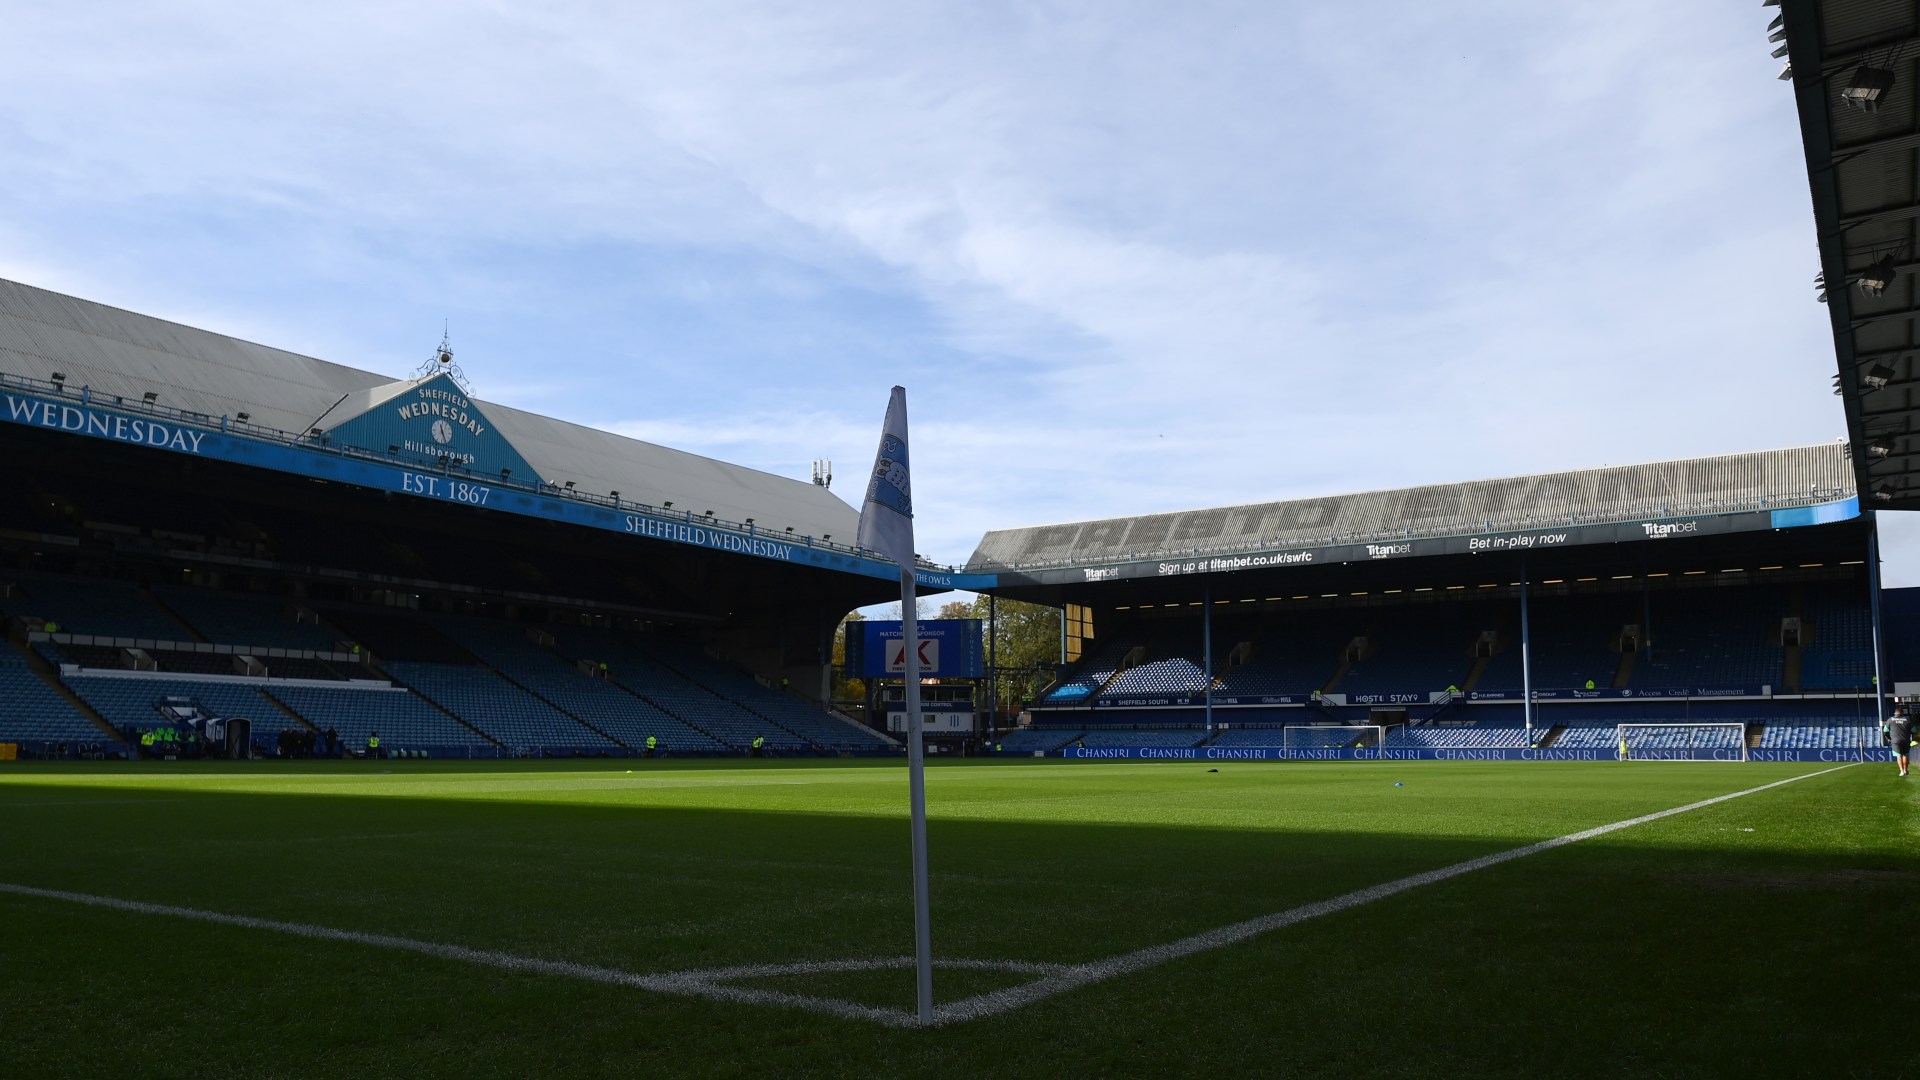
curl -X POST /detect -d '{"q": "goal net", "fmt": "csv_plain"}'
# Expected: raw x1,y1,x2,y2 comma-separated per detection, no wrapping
1615,723,1748,762
1282,724,1386,757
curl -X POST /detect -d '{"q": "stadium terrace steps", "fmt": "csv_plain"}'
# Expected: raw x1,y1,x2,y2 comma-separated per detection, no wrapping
998,728,1084,752
630,638,890,751
150,585,343,652
428,619,723,754
5,573,197,640
382,660,617,753
0,644,115,745
264,683,495,750
319,610,476,665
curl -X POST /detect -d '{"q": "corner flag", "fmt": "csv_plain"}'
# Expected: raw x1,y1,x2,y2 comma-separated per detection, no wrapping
855,384,935,1026
857,386,914,568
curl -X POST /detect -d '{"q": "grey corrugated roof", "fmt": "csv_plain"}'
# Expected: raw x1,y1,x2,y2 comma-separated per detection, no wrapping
1778,0,1920,509
0,277,860,539
967,444,1854,572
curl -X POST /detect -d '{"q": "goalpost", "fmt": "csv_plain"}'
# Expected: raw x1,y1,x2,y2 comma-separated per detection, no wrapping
1615,723,1748,762
1282,724,1387,757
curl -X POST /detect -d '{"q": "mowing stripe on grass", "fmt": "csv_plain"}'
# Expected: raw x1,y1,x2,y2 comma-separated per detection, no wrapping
932,762,1856,1024
0,763,1853,1028
0,880,923,1026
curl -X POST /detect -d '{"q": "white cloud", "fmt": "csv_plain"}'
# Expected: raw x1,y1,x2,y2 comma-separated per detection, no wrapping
0,1,1864,576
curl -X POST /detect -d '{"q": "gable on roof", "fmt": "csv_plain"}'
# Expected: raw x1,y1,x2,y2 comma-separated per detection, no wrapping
322,372,543,483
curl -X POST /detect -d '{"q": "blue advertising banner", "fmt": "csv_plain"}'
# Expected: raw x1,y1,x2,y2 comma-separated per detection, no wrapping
1465,686,1769,702
1058,746,1865,762
848,619,984,678
0,388,999,591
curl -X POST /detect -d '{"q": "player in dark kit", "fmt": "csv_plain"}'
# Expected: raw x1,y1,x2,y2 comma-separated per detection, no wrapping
1882,706,1913,778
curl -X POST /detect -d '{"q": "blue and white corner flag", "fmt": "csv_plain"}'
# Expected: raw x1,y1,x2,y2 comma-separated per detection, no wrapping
857,386,915,570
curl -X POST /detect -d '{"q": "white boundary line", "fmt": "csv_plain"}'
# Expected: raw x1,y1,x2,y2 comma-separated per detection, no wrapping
0,763,1854,1028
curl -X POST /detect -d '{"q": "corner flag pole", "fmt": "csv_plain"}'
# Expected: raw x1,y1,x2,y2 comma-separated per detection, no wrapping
855,386,934,1025
899,565,933,1024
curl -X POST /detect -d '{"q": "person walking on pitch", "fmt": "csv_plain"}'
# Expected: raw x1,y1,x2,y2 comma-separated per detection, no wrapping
1883,705,1913,778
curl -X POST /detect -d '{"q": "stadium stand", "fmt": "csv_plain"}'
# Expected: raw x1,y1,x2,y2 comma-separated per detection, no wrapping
381,660,619,753
6,572,193,640
631,637,890,751
999,728,1084,752
63,675,285,737
1799,581,1875,691
0,651,103,745
429,619,723,753
265,683,493,752
1039,642,1131,704
151,585,342,651
1078,729,1205,748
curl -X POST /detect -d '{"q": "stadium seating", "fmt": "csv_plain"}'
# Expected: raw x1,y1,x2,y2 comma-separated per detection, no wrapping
62,675,288,736
382,660,619,753
1337,605,1483,696
1385,722,1532,749
0,651,104,744
1633,586,1786,691
429,619,724,753
1098,657,1209,698
266,683,493,751
1037,642,1132,704
1798,582,1874,691
630,637,890,751
1756,720,1877,750
151,585,342,651
998,728,1084,752
547,632,813,752
7,573,194,640
1078,729,1205,748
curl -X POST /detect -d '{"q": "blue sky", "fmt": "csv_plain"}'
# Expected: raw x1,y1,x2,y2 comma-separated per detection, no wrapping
4,2,1905,580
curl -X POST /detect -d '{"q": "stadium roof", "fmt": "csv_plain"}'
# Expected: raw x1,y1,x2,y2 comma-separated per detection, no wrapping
0,276,859,541
967,444,1855,575
1780,0,1920,510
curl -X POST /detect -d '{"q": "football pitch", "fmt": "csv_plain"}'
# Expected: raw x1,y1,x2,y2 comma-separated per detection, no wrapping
2,758,1912,1078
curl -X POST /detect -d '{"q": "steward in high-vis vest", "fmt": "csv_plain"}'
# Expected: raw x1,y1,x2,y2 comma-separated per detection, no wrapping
367,732,381,760
752,735,765,757
645,734,657,757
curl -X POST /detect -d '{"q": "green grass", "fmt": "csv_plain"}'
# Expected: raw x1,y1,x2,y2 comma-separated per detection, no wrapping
0,759,1912,1078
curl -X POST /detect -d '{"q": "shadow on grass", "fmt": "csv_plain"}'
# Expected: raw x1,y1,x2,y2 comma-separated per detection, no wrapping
0,761,1908,1078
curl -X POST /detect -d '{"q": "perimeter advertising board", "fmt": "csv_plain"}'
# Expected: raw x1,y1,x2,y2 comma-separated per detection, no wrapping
846,619,984,679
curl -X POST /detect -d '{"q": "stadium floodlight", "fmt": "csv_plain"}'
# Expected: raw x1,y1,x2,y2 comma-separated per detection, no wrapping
49,372,64,384
1772,41,1789,59
388,444,399,454
663,500,673,509
1841,65,1895,111
1864,362,1896,390
1875,482,1899,503
1857,255,1898,296
235,411,249,423
1778,60,1793,81
785,526,794,533
144,391,159,404
1767,14,1784,41
609,490,619,500
563,480,575,490
1868,437,1895,458
500,467,511,479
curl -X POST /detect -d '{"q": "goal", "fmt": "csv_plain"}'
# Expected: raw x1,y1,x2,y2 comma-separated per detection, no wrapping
1615,723,1748,762
1282,724,1386,757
